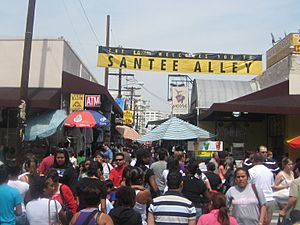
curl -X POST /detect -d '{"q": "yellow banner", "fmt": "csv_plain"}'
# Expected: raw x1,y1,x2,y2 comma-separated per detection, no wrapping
292,33,300,53
123,110,133,125
70,93,84,113
194,151,213,157
97,46,262,75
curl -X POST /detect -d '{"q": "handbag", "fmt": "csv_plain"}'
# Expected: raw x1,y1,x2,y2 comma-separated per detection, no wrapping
251,184,269,225
59,184,73,222
273,188,290,204
48,199,62,225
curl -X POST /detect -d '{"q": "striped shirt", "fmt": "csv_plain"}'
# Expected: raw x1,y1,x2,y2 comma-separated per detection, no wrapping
149,191,196,225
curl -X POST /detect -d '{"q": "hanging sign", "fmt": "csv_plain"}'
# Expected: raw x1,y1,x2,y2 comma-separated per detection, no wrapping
85,95,101,107
123,110,133,125
172,86,189,115
97,46,262,75
70,93,84,113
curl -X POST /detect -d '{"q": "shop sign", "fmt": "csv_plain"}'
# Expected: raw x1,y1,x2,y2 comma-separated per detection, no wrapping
85,95,101,107
70,93,84,113
172,86,188,115
123,110,133,125
194,151,213,158
187,140,223,151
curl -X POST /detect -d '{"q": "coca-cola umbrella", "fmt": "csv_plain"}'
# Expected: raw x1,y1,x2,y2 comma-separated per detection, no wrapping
287,136,300,149
64,110,110,128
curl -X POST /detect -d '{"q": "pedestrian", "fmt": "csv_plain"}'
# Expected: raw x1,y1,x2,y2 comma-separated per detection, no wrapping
226,167,267,225
135,149,160,197
197,192,238,225
70,185,113,225
26,176,67,225
76,161,107,213
280,163,300,219
249,153,276,225
19,156,39,184
274,157,294,209
204,162,222,192
52,148,77,194
7,165,29,225
162,156,180,193
148,171,197,225
46,169,77,222
182,161,209,219
94,151,113,181
109,186,142,225
150,148,168,193
109,152,126,188
127,167,151,225
102,144,113,164
0,165,23,225
38,147,56,175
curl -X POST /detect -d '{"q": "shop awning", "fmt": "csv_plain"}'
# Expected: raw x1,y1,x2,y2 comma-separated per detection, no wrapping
200,81,300,121
0,88,61,108
25,109,67,141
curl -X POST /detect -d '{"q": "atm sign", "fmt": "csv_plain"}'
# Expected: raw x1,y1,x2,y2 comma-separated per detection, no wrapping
85,95,101,107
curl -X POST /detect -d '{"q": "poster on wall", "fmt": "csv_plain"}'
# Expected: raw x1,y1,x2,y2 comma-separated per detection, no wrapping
172,86,189,115
188,140,223,151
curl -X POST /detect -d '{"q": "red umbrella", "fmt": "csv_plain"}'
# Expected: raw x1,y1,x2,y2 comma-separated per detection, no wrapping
287,136,300,149
64,110,110,128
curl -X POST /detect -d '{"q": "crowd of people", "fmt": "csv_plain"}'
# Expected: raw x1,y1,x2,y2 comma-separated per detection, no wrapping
1,143,300,225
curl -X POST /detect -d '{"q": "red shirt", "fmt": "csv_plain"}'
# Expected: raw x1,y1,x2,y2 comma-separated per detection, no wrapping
109,165,126,187
38,155,54,175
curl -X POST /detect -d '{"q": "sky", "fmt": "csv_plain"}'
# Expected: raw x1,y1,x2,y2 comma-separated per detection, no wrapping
0,0,300,113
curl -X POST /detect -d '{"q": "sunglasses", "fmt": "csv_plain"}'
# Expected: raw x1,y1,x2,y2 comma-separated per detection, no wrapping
115,158,124,161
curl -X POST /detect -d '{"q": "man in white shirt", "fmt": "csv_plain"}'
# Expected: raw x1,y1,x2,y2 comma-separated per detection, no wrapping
249,153,275,225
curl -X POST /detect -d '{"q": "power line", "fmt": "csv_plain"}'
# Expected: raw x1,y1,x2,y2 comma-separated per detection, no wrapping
77,0,101,45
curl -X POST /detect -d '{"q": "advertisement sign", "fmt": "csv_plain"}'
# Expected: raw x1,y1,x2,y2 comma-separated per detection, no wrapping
97,46,262,75
187,140,223,151
70,93,84,113
123,110,133,125
194,151,213,158
85,95,101,107
172,86,189,115
267,33,300,68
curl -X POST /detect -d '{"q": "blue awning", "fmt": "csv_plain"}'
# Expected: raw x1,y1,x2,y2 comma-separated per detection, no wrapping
25,109,67,141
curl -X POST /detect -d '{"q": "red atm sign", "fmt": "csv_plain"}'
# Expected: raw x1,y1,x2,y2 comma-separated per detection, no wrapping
85,95,101,107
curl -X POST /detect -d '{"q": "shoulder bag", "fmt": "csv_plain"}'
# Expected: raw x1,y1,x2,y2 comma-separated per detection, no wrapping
48,199,62,225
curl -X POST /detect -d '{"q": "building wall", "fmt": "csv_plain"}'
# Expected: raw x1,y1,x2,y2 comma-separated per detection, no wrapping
289,55,300,94
0,39,64,88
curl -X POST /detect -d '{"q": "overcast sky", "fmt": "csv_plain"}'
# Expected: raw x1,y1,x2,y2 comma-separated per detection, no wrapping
1,0,299,112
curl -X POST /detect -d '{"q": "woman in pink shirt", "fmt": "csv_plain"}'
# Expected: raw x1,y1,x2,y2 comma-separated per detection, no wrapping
197,192,238,225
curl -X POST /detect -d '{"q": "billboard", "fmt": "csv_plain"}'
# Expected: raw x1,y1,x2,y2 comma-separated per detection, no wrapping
123,110,133,125
187,140,223,151
97,46,262,75
172,86,189,115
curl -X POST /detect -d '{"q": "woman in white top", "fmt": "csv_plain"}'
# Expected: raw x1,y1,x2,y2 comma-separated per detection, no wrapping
274,157,294,208
26,176,66,225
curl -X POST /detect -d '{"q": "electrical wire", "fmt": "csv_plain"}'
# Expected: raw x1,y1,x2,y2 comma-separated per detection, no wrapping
77,0,101,45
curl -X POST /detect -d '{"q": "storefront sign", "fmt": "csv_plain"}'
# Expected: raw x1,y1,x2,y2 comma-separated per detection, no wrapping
194,151,213,158
267,33,300,68
85,95,101,107
97,46,262,75
188,140,223,151
70,93,84,113
123,110,133,125
172,86,189,115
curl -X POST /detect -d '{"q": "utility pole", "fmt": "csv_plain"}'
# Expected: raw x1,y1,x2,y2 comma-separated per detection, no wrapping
104,15,110,88
118,69,122,98
15,0,36,166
